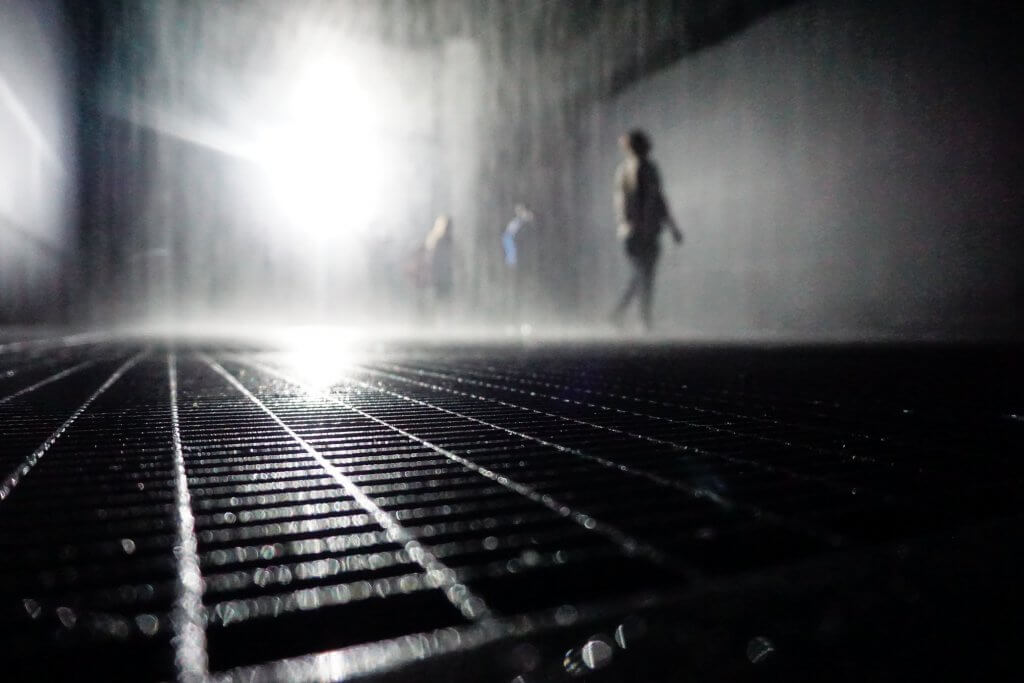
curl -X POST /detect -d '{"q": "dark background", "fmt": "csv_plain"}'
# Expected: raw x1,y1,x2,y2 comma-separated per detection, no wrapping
2,0,1022,339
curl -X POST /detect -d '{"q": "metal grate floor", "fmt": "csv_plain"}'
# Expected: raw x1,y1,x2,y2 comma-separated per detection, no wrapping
1,335,1023,681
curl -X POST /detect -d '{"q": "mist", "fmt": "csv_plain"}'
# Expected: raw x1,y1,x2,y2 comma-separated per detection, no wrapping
0,0,76,326
5,0,1024,340
3,5,1024,678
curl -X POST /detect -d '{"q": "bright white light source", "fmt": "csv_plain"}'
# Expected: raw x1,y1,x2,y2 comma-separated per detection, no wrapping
275,326,357,394
259,60,382,242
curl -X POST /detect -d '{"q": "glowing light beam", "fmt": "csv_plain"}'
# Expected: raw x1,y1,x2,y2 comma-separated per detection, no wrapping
257,59,383,242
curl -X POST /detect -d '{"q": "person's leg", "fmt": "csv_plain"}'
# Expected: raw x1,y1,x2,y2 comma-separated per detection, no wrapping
638,252,658,331
612,254,642,324
514,266,525,326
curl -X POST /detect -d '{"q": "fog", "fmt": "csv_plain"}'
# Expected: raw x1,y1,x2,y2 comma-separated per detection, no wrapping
70,1,606,334
0,0,76,325
582,0,1024,338
5,0,1023,340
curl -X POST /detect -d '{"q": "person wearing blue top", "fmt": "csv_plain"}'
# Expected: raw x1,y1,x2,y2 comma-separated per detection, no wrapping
501,204,534,327
502,203,534,267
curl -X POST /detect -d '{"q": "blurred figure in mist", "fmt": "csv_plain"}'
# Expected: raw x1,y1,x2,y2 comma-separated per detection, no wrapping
424,214,454,321
502,203,534,326
502,203,534,268
610,129,683,331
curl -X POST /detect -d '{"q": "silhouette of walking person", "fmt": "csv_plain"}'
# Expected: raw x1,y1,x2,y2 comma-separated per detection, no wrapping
610,129,683,331
425,214,454,322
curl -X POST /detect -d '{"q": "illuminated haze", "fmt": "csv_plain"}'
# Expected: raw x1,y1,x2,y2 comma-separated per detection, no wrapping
9,0,1023,340
0,0,75,324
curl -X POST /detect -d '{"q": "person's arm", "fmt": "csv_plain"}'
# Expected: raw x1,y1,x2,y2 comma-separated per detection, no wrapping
661,198,683,244
613,164,631,239
658,194,683,244
666,212,683,244
649,164,683,245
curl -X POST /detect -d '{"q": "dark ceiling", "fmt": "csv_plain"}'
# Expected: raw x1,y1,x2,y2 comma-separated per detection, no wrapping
61,0,801,100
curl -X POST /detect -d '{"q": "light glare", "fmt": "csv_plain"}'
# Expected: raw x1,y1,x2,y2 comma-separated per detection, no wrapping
260,60,382,242
275,326,358,394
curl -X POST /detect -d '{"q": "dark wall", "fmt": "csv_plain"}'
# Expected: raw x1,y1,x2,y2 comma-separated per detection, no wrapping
581,0,1024,338
0,0,77,323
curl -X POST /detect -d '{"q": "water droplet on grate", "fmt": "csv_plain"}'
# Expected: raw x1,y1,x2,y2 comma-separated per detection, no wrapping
23,598,42,620
581,636,614,670
746,636,775,664
614,615,648,649
135,614,160,636
56,606,77,629
554,604,578,626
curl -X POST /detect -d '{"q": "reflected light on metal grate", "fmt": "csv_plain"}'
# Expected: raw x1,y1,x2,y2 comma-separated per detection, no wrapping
1,335,1023,681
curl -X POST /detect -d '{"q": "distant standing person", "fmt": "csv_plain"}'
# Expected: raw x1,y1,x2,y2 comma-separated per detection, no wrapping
610,129,683,331
502,203,534,268
425,214,454,320
502,204,534,324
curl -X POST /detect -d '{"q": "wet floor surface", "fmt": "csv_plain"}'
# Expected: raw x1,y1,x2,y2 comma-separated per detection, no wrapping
1,334,1023,681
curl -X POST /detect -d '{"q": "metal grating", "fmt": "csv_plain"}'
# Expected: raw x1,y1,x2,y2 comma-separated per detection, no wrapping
1,336,1023,681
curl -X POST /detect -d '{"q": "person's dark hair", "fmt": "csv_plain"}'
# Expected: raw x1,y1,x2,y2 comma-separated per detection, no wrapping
627,129,652,157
